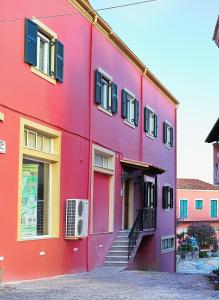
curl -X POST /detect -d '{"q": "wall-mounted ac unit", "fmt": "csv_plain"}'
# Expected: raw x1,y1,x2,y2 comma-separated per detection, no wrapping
65,199,88,239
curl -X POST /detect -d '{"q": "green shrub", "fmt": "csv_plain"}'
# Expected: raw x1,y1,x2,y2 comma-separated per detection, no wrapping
199,251,208,258
212,267,219,276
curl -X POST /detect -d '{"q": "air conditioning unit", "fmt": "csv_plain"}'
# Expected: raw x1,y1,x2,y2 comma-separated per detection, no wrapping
65,199,88,239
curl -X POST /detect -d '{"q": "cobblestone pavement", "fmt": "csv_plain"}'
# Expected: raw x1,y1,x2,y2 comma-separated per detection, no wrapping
0,267,218,300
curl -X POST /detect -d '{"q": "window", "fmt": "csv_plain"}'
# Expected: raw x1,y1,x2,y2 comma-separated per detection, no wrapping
95,69,118,114
121,89,139,126
211,200,218,218
195,199,203,210
163,121,173,148
18,119,61,240
24,18,64,83
94,152,109,169
144,181,156,208
24,129,52,153
180,199,188,218
161,236,175,253
162,186,174,209
144,107,158,138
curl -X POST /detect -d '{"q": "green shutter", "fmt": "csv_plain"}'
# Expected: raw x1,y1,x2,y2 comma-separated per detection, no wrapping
154,114,158,137
170,188,174,209
111,83,118,114
54,40,64,82
163,122,167,144
24,18,38,66
180,200,188,218
134,99,139,126
144,107,150,132
170,126,174,147
211,200,217,218
95,70,102,105
121,89,127,118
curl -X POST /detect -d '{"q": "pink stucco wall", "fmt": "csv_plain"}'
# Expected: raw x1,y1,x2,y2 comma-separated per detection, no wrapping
0,0,177,281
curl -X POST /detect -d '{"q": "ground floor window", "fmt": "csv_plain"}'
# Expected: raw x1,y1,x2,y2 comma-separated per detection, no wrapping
21,159,50,238
18,118,61,240
161,236,175,253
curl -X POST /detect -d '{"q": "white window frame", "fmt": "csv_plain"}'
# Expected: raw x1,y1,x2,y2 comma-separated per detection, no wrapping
164,120,173,149
24,128,53,154
97,68,113,116
161,235,175,254
146,106,156,139
36,32,50,75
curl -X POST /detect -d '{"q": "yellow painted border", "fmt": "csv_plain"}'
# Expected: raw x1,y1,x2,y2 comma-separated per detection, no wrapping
68,0,179,106
0,112,4,122
17,118,61,241
91,144,115,233
30,17,57,84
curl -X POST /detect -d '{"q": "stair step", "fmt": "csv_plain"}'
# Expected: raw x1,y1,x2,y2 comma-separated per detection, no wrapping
108,251,128,257
106,255,128,262
104,261,128,267
111,246,129,251
116,236,129,240
117,231,130,237
113,240,129,245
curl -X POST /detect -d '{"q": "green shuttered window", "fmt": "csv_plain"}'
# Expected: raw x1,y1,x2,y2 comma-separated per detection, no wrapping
95,70,118,114
163,121,173,148
162,186,174,209
195,199,203,210
180,199,188,218
24,18,64,82
144,107,158,137
121,89,139,126
211,200,218,218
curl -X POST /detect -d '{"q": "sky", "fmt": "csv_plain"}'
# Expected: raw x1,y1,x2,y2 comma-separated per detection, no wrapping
90,0,219,184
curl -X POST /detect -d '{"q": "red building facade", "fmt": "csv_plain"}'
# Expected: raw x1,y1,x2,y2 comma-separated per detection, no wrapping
0,0,178,282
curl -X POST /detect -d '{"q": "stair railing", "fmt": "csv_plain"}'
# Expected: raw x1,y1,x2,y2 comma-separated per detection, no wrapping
128,208,156,259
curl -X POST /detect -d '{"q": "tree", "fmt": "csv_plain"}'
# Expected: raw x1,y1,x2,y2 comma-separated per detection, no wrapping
187,222,218,251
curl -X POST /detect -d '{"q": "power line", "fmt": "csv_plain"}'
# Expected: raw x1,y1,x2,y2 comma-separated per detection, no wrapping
0,0,157,23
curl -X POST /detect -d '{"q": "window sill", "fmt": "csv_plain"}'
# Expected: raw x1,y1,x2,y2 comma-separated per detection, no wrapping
124,119,135,129
161,248,175,254
98,105,112,116
31,66,56,85
163,208,172,212
164,143,172,150
18,235,58,241
146,132,155,140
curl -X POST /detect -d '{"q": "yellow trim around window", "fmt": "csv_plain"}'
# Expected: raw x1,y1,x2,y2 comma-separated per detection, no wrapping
17,118,61,241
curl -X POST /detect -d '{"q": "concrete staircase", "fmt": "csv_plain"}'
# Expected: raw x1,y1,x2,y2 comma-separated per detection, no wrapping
104,230,130,268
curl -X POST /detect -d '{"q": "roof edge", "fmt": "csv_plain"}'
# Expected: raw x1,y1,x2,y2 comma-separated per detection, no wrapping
69,0,180,106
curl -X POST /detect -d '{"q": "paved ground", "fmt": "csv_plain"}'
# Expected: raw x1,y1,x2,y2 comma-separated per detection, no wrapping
177,257,219,274
0,267,218,300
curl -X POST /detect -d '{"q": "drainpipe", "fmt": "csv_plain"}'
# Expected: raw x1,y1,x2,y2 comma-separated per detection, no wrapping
86,15,97,273
140,69,147,162
174,104,178,272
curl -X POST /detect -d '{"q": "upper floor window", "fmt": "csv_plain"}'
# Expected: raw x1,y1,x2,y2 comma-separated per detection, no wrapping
121,89,139,127
211,199,218,218
95,69,118,115
162,186,174,210
24,18,64,83
144,107,158,138
163,121,173,148
195,199,203,210
144,181,156,208
161,236,175,253
180,199,188,219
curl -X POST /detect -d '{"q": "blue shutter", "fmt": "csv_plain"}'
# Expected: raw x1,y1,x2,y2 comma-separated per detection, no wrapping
180,200,188,218
121,90,127,118
55,40,64,82
95,70,102,104
154,114,158,137
24,18,38,66
211,200,217,218
111,83,118,114
134,99,139,126
144,107,150,132
163,122,167,144
170,126,174,147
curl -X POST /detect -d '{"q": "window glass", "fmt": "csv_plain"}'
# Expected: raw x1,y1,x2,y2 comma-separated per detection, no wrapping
94,153,109,169
28,131,37,149
21,158,49,238
24,129,28,147
126,94,134,124
37,135,43,151
37,32,50,75
101,78,110,110
43,136,52,153
162,238,174,251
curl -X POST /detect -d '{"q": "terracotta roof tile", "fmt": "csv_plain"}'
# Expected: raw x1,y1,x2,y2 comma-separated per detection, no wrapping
177,178,219,190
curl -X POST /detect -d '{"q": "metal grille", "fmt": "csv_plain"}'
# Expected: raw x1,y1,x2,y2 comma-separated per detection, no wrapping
66,200,76,237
